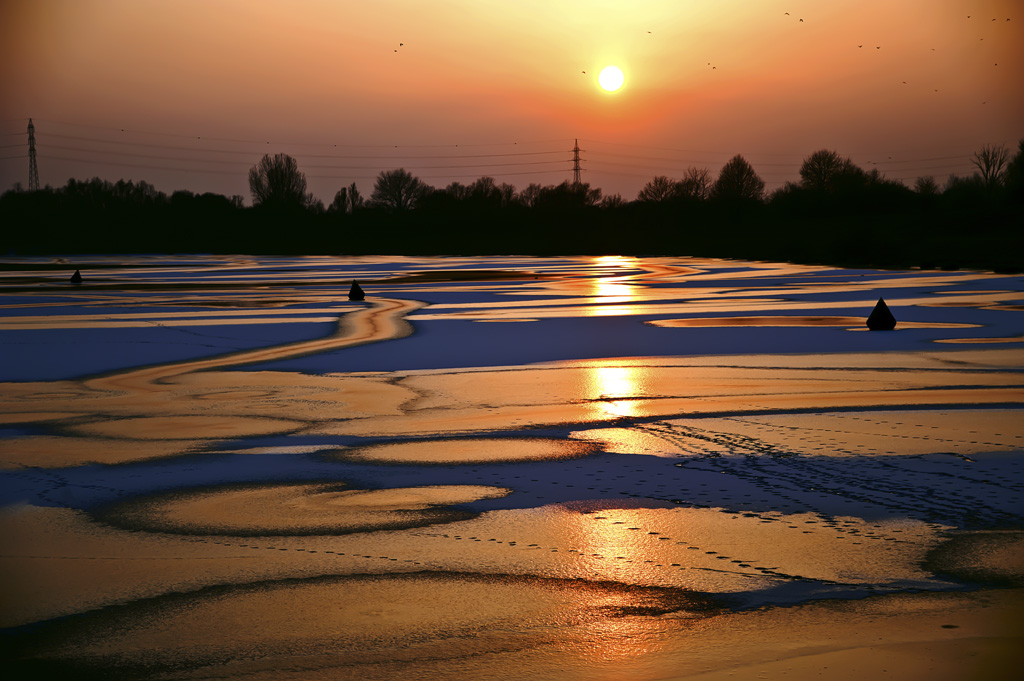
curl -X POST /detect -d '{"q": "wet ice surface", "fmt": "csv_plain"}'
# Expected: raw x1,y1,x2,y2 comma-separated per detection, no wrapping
3,255,1023,378
1,255,1023,677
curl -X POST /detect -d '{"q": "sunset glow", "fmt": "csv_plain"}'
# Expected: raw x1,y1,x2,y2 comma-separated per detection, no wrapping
0,0,1020,202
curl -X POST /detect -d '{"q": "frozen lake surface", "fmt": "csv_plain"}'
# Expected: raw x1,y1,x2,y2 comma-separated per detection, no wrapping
1,255,1022,679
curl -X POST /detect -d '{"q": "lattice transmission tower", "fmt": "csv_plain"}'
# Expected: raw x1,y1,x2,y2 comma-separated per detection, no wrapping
572,138,582,185
27,118,39,191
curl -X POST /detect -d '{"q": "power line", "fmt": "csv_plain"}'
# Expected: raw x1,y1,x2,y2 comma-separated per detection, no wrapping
582,137,986,169
45,144,252,165
303,160,571,171
30,121,582,186
40,153,573,181
32,118,569,149
20,119,998,194
38,152,976,188
40,155,248,176
42,132,569,160
309,169,571,181
580,138,809,159
42,146,572,172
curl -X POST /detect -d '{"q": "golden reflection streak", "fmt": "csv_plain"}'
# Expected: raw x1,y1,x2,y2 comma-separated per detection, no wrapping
587,365,648,418
86,297,424,394
587,256,642,317
409,291,1024,321
568,509,673,661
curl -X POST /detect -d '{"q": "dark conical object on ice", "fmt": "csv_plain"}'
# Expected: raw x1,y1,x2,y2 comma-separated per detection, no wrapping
866,297,896,330
348,280,365,301
70,269,83,284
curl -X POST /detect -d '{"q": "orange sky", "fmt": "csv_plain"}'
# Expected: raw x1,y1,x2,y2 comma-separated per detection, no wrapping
1,0,1021,202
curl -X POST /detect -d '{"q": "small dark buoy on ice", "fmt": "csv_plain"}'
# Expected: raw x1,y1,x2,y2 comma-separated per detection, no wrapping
866,297,896,330
70,269,83,284
348,280,365,301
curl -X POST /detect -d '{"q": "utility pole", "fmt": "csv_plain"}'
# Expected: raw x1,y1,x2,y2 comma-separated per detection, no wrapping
27,118,39,191
572,138,581,186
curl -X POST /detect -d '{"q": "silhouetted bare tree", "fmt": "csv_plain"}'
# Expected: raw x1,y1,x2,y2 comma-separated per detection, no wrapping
914,176,939,195
944,173,983,193
497,181,518,207
347,183,363,212
713,155,765,201
971,143,1009,190
443,181,471,201
329,182,364,214
524,181,601,211
248,153,314,209
467,176,517,209
639,168,711,202
799,149,856,192
329,188,348,214
600,193,625,209
1004,139,1024,201
370,168,427,212
679,166,713,200
518,183,544,208
637,175,681,202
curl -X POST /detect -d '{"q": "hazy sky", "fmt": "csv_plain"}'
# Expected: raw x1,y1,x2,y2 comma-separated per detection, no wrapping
2,0,1021,203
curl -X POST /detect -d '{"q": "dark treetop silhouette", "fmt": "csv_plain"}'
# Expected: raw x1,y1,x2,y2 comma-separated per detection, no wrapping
2,142,1022,272
248,153,320,211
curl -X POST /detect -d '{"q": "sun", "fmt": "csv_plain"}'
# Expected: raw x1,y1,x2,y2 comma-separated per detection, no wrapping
598,66,624,92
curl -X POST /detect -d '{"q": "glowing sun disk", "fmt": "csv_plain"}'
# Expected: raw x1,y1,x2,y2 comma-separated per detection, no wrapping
598,66,624,92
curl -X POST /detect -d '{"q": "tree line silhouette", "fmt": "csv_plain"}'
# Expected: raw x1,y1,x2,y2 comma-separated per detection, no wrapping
2,141,1022,272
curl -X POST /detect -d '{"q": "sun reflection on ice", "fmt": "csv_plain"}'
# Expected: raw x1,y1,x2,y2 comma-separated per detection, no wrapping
575,615,671,666
588,364,649,418
574,509,648,582
588,256,641,316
